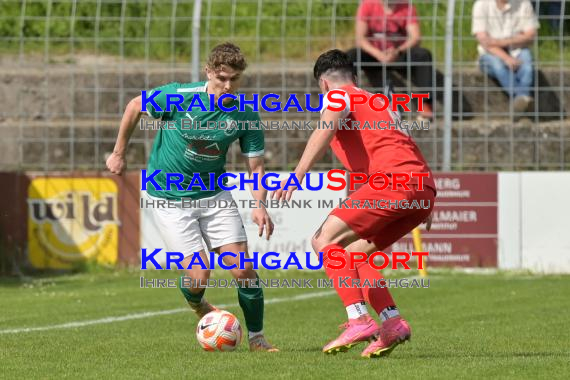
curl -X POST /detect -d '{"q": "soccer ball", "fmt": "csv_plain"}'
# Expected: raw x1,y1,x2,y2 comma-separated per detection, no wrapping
196,310,242,351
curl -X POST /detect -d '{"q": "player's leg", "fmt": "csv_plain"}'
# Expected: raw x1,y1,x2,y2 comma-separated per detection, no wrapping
315,180,435,354
311,214,368,312
201,191,278,352
360,187,435,358
344,238,397,318
343,236,413,359
312,195,408,322
147,194,215,318
216,242,278,352
179,251,216,318
311,215,381,353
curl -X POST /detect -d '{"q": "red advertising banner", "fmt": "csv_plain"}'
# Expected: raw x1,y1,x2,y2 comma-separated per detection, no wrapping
392,173,498,267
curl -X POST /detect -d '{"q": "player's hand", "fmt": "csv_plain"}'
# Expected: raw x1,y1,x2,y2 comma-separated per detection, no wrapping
251,207,274,240
271,180,298,202
423,213,433,232
106,151,127,175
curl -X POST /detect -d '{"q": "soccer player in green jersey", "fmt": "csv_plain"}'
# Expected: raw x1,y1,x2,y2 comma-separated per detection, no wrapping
106,43,278,352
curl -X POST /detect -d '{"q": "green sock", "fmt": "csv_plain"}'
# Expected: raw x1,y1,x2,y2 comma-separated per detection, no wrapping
237,274,264,333
179,276,205,304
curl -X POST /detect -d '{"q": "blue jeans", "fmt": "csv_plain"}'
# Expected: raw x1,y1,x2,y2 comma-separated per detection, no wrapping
479,48,534,98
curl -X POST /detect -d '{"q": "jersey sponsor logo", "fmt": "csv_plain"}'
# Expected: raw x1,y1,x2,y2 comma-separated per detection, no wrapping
185,140,222,161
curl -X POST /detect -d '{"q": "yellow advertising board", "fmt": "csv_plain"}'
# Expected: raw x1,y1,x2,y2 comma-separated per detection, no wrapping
28,178,119,268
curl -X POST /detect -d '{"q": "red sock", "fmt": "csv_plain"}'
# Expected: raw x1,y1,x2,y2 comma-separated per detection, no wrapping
320,244,364,307
355,261,396,314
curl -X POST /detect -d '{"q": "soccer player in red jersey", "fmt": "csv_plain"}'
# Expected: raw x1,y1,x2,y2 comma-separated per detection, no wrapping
273,49,436,358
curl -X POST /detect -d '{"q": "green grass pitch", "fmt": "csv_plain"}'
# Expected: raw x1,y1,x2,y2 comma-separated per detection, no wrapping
1,269,569,379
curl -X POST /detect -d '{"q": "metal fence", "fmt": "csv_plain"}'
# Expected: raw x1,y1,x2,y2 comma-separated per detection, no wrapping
0,0,568,173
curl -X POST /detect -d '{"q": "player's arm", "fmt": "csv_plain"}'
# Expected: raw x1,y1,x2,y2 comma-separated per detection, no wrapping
106,95,144,175
245,156,274,240
240,120,273,239
293,109,339,180
272,109,341,202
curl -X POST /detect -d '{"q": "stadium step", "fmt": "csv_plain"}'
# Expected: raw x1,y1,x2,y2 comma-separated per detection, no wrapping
1,65,568,121
1,118,569,171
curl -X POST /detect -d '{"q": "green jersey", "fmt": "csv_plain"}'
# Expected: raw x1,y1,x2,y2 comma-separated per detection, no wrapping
144,81,264,200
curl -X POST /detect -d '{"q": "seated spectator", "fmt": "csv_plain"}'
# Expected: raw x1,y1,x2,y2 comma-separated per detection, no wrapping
346,0,435,120
472,0,539,112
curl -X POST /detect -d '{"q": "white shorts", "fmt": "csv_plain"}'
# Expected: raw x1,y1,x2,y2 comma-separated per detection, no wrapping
148,191,247,257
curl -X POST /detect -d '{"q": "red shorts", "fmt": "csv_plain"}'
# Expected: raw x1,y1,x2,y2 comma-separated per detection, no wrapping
330,182,436,250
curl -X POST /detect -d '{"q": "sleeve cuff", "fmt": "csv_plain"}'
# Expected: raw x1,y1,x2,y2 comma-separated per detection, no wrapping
242,150,265,157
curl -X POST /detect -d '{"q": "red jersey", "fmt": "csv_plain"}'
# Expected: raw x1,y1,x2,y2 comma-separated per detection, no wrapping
356,0,418,51
327,85,436,190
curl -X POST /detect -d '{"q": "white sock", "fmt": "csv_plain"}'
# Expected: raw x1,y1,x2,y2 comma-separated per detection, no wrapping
346,302,369,319
380,306,400,322
249,330,264,340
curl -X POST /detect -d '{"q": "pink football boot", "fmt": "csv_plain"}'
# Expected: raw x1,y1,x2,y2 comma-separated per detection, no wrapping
322,315,380,354
361,316,411,358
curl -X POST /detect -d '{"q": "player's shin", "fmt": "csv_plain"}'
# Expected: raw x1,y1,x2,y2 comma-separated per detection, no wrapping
236,272,279,352
320,244,367,317
320,244,381,354
179,275,215,318
179,275,206,303
355,262,400,321
237,272,264,335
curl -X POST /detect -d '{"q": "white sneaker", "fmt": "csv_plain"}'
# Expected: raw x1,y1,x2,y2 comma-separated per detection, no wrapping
513,96,532,113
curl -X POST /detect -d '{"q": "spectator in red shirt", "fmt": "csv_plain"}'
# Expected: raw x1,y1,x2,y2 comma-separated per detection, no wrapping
347,0,435,120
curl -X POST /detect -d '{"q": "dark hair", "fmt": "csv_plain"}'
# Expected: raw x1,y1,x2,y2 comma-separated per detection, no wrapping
313,49,354,81
206,42,247,72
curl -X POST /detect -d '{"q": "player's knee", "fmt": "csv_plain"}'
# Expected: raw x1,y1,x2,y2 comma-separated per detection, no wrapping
185,268,211,281
311,235,323,253
233,263,255,281
312,234,335,254
312,228,352,252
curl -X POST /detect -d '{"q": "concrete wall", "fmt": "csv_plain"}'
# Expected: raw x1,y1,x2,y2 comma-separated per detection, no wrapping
498,172,570,273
